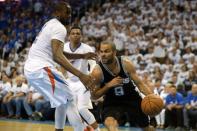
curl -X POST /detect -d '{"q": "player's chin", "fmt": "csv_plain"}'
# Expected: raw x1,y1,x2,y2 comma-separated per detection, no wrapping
101,59,108,63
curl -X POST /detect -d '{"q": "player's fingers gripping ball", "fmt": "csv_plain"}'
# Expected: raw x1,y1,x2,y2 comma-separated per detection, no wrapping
141,94,164,117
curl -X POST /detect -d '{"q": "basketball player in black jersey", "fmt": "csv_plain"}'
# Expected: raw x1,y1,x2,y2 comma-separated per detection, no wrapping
90,41,155,131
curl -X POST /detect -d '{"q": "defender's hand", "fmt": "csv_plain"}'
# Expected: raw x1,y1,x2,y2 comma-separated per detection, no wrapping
83,52,97,60
79,74,95,91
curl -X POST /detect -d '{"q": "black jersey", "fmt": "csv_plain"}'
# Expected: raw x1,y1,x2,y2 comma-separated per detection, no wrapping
99,56,142,107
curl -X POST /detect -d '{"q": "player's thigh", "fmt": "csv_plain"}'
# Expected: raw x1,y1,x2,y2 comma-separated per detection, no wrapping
102,106,127,126
25,68,74,107
128,102,149,127
77,89,92,109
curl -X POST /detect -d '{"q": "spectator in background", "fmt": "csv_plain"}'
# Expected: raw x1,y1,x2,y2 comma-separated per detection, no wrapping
177,64,189,84
34,0,43,16
0,34,7,59
153,79,164,95
165,84,184,130
169,73,179,86
0,73,11,100
1,60,11,77
177,84,187,97
2,76,28,119
183,70,197,92
9,67,18,79
155,83,171,129
185,84,197,130
0,72,11,116
23,86,48,120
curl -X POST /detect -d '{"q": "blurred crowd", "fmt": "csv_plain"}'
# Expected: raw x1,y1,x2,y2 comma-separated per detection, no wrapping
0,0,196,130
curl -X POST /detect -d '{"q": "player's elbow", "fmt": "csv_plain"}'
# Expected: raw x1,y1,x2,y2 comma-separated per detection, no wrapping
53,55,60,63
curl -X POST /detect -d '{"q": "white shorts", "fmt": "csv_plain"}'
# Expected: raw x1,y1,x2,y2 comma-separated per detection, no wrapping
67,80,93,109
24,67,74,108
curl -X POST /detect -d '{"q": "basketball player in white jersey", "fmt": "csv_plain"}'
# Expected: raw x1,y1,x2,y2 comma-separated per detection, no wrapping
24,2,95,131
64,25,100,131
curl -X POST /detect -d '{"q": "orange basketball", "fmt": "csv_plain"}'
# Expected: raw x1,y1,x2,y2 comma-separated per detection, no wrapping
141,94,164,116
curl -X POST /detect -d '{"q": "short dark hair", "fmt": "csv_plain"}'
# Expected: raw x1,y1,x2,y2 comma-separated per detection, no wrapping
53,1,71,14
100,41,116,51
69,24,82,34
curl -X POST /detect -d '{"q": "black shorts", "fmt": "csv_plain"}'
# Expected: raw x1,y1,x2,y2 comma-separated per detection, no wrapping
102,103,149,127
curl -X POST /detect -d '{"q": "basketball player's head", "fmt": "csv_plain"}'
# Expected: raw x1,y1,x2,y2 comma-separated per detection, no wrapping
69,25,82,44
99,41,117,64
53,1,71,25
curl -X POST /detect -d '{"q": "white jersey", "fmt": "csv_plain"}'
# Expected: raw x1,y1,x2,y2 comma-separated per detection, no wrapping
24,18,67,72
64,42,96,82
64,42,96,109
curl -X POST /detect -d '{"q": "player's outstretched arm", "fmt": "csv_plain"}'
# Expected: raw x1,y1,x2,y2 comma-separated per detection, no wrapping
51,39,94,89
123,59,153,96
63,51,97,60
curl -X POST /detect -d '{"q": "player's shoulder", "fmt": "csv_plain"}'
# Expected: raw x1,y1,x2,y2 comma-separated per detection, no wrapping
47,19,60,26
92,64,103,76
120,56,135,70
64,42,70,46
81,42,91,48
49,18,63,26
120,56,132,64
49,18,67,31
81,43,93,51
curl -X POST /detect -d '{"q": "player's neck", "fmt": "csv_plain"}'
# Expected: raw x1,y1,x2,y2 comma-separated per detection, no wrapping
69,42,81,52
105,57,118,72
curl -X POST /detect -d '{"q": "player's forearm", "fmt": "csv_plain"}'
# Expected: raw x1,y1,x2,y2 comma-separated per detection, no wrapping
91,83,111,99
129,72,153,96
52,40,84,76
63,51,85,59
138,83,153,96
53,53,83,77
134,80,151,95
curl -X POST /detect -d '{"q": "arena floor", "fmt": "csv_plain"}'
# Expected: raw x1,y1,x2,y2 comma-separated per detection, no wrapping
0,119,168,131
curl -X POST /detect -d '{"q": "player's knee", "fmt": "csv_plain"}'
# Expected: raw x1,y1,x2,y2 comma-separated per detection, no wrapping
104,117,118,127
56,104,67,112
69,119,84,131
68,113,83,127
55,104,67,129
